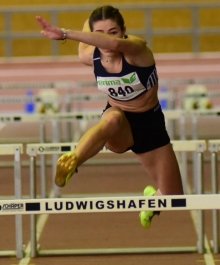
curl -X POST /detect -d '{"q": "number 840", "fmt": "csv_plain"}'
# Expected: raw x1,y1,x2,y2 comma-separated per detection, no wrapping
108,86,134,97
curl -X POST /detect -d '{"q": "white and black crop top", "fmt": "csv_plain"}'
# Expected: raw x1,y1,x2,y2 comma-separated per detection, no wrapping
93,47,158,102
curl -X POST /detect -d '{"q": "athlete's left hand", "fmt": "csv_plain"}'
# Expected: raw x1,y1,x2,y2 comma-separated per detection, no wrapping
36,16,64,40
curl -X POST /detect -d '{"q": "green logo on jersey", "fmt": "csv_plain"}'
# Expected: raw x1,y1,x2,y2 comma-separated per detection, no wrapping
98,80,121,86
121,73,136,84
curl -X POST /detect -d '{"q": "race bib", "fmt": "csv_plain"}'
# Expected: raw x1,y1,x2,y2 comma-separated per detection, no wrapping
97,72,146,101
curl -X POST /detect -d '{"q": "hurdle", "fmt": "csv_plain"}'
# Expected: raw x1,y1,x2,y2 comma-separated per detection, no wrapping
190,109,220,134
0,112,102,198
163,110,188,193
0,144,23,258
186,109,220,194
1,194,220,216
25,140,207,257
208,140,220,254
0,112,93,198
0,113,49,199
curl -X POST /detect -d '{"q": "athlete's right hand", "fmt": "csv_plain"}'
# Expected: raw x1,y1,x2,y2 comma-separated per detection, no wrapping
36,16,64,40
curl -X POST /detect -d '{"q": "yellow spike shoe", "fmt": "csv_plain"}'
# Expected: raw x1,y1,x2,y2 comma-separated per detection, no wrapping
139,186,159,229
55,152,78,187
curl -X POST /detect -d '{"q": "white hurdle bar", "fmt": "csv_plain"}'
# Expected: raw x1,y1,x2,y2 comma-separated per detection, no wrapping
0,144,23,258
208,140,220,254
0,194,220,216
188,108,220,140
26,140,206,256
163,109,186,141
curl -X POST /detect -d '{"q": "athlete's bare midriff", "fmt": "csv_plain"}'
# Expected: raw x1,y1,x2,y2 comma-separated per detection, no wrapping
108,84,159,113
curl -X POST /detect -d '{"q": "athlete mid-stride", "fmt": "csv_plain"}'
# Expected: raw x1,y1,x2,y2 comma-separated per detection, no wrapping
36,5,183,229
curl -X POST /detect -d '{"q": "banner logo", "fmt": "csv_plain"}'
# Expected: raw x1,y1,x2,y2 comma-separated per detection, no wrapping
0,203,24,212
38,146,59,152
121,73,136,84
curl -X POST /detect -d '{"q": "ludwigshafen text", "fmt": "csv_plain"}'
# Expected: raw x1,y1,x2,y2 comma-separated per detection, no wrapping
45,198,167,211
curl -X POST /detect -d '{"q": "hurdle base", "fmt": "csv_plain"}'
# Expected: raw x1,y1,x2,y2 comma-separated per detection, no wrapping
38,246,197,256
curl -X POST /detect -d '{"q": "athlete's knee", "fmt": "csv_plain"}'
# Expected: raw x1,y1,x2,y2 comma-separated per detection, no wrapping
102,109,124,130
105,143,130,153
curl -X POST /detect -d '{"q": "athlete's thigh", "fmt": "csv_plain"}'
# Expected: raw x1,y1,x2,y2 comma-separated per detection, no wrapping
136,143,183,194
102,107,134,153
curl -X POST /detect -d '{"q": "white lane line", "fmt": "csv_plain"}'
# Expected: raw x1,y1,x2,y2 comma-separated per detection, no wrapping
18,191,53,265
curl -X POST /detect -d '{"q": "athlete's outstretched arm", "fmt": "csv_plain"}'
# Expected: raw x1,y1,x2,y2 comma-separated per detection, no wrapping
36,16,147,56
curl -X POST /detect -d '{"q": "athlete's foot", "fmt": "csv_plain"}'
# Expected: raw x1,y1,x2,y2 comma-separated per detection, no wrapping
55,152,78,187
139,186,159,229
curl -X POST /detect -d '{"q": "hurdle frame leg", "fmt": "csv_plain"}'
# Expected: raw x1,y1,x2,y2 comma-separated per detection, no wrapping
14,146,23,258
209,141,220,254
39,120,47,198
179,115,188,194
51,118,61,198
191,113,198,194
211,152,219,254
65,86,73,142
29,152,37,258
196,151,205,254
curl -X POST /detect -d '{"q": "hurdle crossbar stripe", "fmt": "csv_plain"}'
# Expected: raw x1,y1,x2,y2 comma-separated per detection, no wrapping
171,140,206,152
191,109,220,117
26,140,206,155
0,96,30,104
69,94,107,101
163,110,186,119
54,112,101,121
69,92,174,101
1,109,219,124
0,194,219,215
0,114,44,123
208,140,220,151
0,112,102,123
0,111,182,123
0,144,23,155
